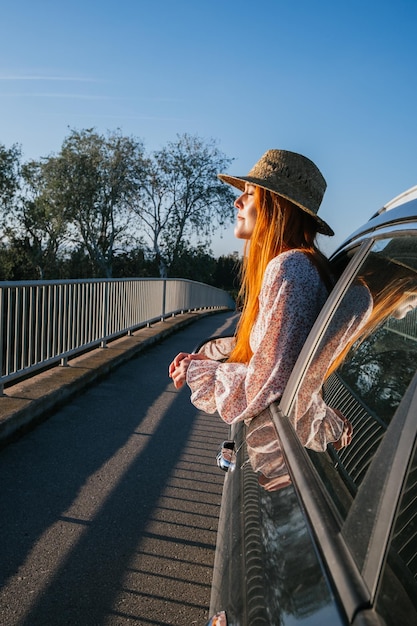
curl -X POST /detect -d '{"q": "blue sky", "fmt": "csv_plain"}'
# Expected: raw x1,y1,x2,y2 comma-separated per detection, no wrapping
1,0,416,258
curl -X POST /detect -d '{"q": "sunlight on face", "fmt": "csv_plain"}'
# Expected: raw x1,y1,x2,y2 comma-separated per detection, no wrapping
233,183,258,240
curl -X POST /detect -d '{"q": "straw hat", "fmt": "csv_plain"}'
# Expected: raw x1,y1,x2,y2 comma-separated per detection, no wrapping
218,149,334,236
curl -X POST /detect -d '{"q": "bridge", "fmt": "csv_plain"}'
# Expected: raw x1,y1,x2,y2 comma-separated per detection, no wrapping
0,278,237,626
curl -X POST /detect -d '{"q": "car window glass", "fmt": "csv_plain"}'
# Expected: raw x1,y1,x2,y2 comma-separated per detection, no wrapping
375,443,417,625
259,484,345,625
289,235,417,518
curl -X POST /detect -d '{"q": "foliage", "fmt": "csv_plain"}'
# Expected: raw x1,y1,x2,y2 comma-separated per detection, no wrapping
168,244,217,283
0,129,238,287
112,248,159,278
212,253,241,295
0,238,42,280
0,143,21,224
339,325,417,425
7,159,71,278
131,133,236,276
37,129,147,278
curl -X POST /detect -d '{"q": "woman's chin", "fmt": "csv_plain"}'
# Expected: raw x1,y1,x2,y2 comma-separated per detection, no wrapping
234,228,250,241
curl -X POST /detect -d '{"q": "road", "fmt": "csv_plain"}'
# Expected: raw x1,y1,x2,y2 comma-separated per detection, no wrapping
0,311,237,626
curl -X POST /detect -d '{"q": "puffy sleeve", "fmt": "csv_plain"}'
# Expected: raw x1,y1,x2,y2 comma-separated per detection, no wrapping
187,252,328,424
196,336,236,361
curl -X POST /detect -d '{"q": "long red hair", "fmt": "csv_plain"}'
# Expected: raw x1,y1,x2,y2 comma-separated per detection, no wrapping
229,186,332,363
326,259,417,377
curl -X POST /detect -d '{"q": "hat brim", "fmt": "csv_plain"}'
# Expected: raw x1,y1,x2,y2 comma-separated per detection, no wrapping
218,173,334,237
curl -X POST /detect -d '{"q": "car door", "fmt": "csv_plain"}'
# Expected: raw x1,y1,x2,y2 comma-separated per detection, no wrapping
273,227,417,625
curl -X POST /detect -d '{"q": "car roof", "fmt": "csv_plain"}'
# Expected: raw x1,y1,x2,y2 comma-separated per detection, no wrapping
332,185,417,258
376,184,417,214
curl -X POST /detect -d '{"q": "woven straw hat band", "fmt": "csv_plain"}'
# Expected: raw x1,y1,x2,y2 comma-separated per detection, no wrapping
218,149,334,236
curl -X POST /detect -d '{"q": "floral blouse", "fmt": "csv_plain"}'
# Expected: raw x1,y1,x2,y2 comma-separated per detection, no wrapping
186,250,330,424
186,250,373,479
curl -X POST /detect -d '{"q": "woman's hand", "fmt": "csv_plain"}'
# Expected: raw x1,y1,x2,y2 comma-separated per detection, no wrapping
168,352,209,389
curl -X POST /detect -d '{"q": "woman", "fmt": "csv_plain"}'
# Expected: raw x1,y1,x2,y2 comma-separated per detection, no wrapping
169,149,350,481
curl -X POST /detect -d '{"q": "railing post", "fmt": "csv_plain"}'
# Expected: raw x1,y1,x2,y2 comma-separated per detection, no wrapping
161,279,167,322
101,281,108,348
0,286,4,396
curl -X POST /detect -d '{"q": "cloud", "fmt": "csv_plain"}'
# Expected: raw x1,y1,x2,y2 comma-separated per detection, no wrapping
0,74,99,82
0,74,108,100
0,92,114,100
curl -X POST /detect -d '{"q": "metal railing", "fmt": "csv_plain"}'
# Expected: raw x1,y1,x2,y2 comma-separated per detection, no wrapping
0,277,235,393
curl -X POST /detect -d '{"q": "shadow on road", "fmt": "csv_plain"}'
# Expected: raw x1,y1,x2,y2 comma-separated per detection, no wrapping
0,311,236,625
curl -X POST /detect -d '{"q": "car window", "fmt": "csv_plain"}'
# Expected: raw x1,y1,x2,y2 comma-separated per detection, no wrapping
375,442,417,625
259,482,345,625
288,235,417,518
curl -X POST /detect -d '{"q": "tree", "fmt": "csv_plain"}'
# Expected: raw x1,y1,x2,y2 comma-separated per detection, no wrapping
40,128,147,278
0,131,237,281
0,236,45,280
0,143,59,279
131,133,236,276
0,142,21,227
168,244,218,283
212,253,241,295
112,247,158,278
5,159,73,279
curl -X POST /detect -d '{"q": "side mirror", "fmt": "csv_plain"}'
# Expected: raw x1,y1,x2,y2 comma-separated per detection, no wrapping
206,610,228,625
216,440,236,472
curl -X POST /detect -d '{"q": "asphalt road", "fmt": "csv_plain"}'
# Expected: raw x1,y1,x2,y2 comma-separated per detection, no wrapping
0,311,238,626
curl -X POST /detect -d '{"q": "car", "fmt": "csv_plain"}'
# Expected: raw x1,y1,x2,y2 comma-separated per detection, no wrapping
205,185,417,626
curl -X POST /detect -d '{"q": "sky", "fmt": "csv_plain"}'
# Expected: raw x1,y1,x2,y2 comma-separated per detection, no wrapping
1,0,416,258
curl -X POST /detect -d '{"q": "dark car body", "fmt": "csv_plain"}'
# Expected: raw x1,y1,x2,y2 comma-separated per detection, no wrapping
206,186,417,626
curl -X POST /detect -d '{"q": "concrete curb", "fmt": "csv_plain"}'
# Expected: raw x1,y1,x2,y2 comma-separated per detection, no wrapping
0,310,218,447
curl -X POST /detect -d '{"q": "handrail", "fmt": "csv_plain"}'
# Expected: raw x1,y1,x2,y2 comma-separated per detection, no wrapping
0,277,234,394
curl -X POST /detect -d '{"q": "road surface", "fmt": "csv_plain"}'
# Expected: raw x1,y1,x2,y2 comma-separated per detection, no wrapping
0,311,237,626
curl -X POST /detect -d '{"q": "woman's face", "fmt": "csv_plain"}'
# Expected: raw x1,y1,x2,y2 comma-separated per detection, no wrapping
234,183,258,240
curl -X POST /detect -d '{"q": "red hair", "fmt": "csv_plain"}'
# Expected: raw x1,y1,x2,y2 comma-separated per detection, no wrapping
229,186,332,363
326,260,417,377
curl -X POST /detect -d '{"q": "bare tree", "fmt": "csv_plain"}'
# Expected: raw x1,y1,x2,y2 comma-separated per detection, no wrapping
131,134,236,276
